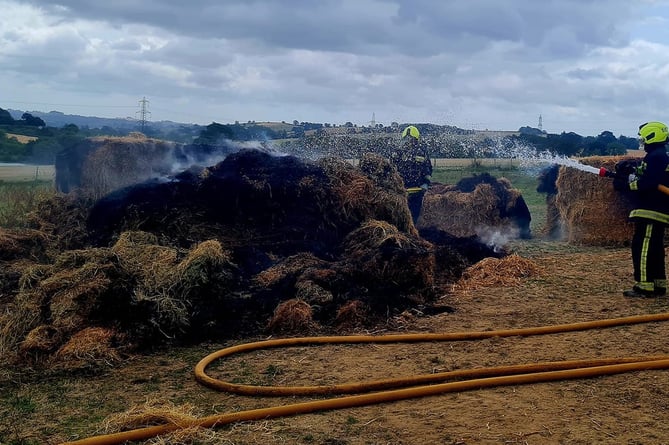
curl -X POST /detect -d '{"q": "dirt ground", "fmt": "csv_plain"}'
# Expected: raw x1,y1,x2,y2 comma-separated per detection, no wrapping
9,239,669,445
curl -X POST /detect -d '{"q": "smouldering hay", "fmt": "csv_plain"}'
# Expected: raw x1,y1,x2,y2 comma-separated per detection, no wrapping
341,220,435,302
53,327,122,370
419,174,530,238
453,254,543,291
266,299,318,334
80,136,178,198
553,156,638,246
319,154,416,235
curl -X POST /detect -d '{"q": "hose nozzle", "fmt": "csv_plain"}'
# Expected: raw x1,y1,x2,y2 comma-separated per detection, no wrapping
599,167,615,178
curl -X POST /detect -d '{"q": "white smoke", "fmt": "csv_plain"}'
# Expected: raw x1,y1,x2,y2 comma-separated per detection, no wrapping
475,225,519,253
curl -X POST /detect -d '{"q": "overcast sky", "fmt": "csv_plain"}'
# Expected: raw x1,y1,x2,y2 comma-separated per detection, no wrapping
2,0,669,137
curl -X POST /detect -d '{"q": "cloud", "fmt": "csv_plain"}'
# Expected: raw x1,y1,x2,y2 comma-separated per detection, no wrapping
2,0,668,136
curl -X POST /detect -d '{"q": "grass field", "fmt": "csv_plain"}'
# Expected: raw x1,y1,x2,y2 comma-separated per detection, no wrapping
0,164,55,227
0,164,55,182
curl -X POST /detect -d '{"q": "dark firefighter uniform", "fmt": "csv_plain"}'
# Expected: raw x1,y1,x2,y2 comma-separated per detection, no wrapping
390,126,433,224
619,121,669,297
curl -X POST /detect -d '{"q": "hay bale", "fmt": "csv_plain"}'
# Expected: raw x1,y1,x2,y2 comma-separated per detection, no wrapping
419,173,531,239
553,156,637,246
78,137,179,199
53,327,122,370
266,299,318,334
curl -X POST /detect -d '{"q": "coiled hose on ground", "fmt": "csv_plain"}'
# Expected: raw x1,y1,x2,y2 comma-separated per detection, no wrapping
60,312,669,445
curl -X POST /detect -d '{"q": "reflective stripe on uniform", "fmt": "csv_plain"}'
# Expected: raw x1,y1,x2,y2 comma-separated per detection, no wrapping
639,223,653,286
629,209,669,224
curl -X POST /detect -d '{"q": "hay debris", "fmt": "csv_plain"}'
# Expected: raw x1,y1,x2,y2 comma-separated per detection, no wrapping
0,228,49,261
102,399,200,433
266,299,318,334
53,327,122,370
454,254,543,291
19,325,63,356
335,300,369,330
340,220,435,303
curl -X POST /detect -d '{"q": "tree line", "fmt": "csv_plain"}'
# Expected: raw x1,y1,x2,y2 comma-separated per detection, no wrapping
0,108,641,164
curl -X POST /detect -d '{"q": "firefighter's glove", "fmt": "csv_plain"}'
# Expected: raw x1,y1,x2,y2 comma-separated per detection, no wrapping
420,183,429,191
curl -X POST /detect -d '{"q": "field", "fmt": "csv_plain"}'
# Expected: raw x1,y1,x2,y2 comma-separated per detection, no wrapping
2,160,669,445
0,164,54,182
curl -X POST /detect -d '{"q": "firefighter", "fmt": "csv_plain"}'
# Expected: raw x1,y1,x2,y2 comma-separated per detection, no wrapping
616,121,669,297
390,125,433,224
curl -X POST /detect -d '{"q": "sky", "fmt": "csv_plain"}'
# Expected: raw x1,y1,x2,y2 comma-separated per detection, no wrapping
2,0,669,137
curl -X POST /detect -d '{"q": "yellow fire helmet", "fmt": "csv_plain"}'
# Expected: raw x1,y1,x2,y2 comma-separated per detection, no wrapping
401,125,420,140
638,121,669,145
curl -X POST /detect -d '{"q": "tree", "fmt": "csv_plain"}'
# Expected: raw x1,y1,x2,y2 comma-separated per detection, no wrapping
0,108,14,125
20,113,46,127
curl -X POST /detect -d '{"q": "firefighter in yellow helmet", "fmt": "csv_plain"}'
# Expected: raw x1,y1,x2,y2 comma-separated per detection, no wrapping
390,125,433,224
615,121,669,297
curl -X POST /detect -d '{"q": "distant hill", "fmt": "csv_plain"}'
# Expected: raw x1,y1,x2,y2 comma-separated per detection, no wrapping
7,109,202,133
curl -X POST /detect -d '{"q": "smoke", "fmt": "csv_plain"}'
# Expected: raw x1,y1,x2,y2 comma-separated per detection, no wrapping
475,225,520,253
165,138,287,180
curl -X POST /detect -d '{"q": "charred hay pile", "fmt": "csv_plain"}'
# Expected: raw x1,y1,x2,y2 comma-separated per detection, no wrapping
1,148,504,370
418,173,532,240
537,156,639,246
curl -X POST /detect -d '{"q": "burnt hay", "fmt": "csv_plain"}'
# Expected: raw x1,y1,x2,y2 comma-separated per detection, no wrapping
1,147,521,367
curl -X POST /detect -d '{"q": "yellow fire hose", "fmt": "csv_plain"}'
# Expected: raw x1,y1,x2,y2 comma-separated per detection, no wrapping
60,312,669,445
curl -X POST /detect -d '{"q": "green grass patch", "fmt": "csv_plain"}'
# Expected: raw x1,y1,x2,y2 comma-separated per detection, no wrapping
0,181,55,228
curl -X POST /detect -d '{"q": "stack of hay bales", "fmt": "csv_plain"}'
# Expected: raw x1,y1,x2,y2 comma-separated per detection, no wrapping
548,156,639,246
418,173,531,239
